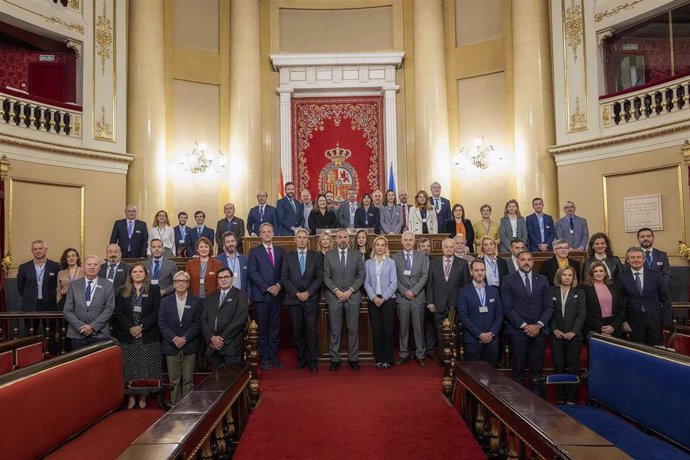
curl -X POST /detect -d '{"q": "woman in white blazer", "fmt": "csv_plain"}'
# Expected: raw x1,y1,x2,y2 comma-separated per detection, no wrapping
407,190,438,234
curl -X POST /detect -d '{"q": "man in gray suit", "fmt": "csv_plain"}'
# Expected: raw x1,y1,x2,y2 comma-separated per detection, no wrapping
393,231,430,366
323,228,366,371
337,189,359,229
554,201,589,250
143,239,178,296
63,255,115,349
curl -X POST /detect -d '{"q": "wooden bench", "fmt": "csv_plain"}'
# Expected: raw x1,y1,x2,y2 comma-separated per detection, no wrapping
559,333,690,459
454,360,630,459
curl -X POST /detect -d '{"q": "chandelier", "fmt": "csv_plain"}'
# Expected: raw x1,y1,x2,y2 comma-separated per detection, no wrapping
454,137,500,170
180,142,226,174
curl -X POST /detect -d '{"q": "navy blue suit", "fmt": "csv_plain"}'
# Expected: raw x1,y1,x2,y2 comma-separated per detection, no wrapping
17,259,60,311
457,283,503,366
501,270,554,396
276,197,304,236
110,219,148,258
525,213,556,252
158,293,203,356
187,226,215,256
247,204,278,236
354,206,381,234
216,253,250,294
430,196,452,233
173,225,192,256
247,243,285,363
617,267,671,346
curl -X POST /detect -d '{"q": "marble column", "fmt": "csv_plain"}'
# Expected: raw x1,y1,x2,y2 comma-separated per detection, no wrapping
229,0,262,213
127,0,166,219
413,0,450,194
512,0,557,210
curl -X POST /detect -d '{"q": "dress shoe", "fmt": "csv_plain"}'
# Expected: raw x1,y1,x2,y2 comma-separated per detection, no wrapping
271,358,284,369
396,356,409,366
329,361,340,371
417,358,427,367
297,359,307,369
259,360,271,370
138,397,147,409
310,364,318,373
349,361,360,371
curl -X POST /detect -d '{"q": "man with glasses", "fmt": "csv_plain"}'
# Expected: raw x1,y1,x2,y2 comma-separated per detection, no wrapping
554,201,589,251
201,267,249,367
158,271,202,404
539,239,581,287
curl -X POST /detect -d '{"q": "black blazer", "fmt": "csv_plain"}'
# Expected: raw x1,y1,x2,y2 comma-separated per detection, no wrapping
617,268,671,328
446,219,475,249
110,219,148,258
202,287,248,358
354,206,381,234
16,259,60,311
583,283,626,337
158,293,203,355
549,286,586,338
426,256,471,315
99,261,130,293
539,257,581,287
114,284,162,344
308,209,339,235
280,249,324,306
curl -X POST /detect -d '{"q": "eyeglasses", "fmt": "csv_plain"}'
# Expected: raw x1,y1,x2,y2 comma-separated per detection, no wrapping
217,275,233,280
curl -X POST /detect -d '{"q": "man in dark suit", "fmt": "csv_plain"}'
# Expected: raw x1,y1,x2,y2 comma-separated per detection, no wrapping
429,182,452,233
158,270,203,404
281,228,324,372
173,212,192,257
215,203,246,254
426,238,470,364
398,191,412,233
539,239,581,286
99,244,130,293
109,204,148,258
457,258,504,366
17,240,60,312
526,198,556,252
501,251,554,397
247,191,278,237
637,228,671,284
337,188,359,229
618,246,671,346
554,201,589,250
202,267,249,367
187,210,215,256
504,238,525,275
63,255,116,349
392,231,430,366
217,231,249,294
276,182,304,236
143,239,178,297
247,223,285,369
323,228,366,371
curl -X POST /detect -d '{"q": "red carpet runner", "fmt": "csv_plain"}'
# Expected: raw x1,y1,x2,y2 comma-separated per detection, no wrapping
234,350,486,460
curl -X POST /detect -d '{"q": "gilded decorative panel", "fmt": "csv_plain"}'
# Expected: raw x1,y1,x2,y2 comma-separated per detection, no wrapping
563,0,588,133
92,0,116,142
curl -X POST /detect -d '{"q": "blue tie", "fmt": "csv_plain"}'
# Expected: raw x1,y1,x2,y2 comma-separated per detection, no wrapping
405,253,412,270
645,251,653,268
153,260,160,279
259,206,264,220
569,217,574,230
85,281,93,302
299,251,306,276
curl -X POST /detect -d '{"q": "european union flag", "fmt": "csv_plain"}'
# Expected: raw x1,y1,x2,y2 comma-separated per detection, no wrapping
387,163,395,193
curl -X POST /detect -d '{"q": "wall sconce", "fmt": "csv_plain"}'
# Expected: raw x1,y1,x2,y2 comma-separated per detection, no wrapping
454,137,500,170
180,141,226,174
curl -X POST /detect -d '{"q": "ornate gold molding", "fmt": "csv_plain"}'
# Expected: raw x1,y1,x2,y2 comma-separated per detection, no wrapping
597,27,615,48
681,139,690,165
43,15,84,34
0,154,9,179
564,0,584,61
95,1,113,75
569,96,587,131
69,0,80,9
594,0,644,23
64,39,82,58
94,106,113,141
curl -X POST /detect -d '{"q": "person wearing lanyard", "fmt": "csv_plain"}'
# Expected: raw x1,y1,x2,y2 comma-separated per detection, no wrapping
354,192,381,234
364,236,397,368
408,190,438,234
144,239,178,297
17,240,60,336
457,259,503,366
215,203,246,255
478,236,508,288
147,210,176,257
56,248,84,308
526,197,556,252
216,231,249,294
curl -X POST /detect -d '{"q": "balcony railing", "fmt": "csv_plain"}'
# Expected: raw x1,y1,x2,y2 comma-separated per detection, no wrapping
600,75,690,127
0,88,82,138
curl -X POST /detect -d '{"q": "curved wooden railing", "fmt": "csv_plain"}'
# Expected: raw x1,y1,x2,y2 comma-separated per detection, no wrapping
0,88,82,137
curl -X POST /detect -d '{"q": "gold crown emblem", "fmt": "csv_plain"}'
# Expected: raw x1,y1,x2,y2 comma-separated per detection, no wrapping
325,143,352,166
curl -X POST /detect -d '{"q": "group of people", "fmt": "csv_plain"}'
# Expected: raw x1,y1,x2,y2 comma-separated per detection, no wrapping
15,180,674,405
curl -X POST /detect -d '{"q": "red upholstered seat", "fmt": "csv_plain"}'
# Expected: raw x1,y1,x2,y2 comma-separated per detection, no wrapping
44,409,164,460
0,351,13,375
14,341,44,368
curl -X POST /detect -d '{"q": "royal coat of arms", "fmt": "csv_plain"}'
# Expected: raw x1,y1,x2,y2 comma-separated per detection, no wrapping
318,143,359,204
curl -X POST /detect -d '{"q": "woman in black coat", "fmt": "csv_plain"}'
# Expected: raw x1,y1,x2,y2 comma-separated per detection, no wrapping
354,192,381,234
582,261,626,339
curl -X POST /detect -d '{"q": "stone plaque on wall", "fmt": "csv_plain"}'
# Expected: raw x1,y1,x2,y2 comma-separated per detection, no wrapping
624,194,662,232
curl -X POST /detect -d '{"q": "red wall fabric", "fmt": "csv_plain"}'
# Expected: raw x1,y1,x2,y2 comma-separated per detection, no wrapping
0,43,77,102
292,96,385,203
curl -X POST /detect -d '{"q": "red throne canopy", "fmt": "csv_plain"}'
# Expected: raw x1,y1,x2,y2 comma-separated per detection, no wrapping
291,96,385,204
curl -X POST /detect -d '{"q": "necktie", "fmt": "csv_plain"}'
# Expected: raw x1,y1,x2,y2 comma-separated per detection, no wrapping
153,260,160,279
259,206,264,220
634,272,643,295
227,220,232,231
444,258,452,280
405,253,412,270
267,246,274,266
220,289,228,305
180,226,186,240
435,198,440,212
538,216,545,241
645,251,653,268
299,251,306,276
197,227,202,237
340,250,346,268
85,280,93,302
524,274,532,296
290,198,296,213
107,264,116,280
569,217,574,230
127,221,134,237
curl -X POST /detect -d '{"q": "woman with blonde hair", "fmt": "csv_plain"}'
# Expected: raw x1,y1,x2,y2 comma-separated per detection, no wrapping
408,190,438,234
148,210,176,257
317,231,333,255
477,236,508,287
473,204,500,252
498,199,528,253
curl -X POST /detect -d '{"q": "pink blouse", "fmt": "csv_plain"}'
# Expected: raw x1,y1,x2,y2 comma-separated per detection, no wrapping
594,283,613,318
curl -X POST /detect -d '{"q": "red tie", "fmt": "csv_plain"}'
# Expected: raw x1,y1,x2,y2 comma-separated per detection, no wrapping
267,246,274,266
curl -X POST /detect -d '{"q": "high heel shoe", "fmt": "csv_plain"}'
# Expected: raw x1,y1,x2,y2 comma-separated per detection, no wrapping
138,397,147,409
